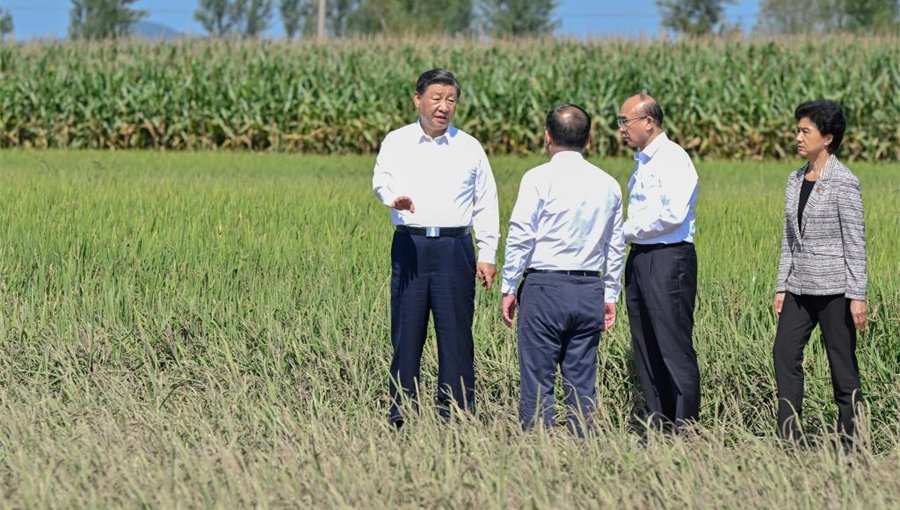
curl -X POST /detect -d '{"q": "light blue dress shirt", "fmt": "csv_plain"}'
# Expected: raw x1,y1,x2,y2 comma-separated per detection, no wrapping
624,132,698,245
500,151,625,302
372,121,500,264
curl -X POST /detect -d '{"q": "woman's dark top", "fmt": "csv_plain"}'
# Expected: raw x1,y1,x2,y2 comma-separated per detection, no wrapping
798,178,816,228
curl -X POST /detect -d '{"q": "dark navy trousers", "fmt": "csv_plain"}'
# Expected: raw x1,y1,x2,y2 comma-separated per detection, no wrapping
625,243,700,430
517,273,605,434
389,231,476,424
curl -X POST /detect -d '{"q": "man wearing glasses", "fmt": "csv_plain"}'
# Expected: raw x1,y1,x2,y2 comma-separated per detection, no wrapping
617,93,700,434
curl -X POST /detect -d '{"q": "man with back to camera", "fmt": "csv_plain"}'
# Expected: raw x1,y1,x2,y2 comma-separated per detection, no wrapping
617,93,701,433
372,68,500,427
500,103,625,435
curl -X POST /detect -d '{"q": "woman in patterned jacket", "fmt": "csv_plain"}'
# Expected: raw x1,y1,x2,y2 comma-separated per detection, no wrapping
772,99,868,448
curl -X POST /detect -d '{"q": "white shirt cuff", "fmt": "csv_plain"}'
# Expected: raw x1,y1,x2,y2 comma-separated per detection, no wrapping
477,248,496,265
381,194,398,207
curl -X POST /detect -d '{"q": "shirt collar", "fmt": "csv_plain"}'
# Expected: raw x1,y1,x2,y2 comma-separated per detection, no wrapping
550,150,586,164
634,132,669,164
415,120,451,146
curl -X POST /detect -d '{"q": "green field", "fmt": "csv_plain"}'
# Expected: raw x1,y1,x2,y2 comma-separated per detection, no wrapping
0,151,898,508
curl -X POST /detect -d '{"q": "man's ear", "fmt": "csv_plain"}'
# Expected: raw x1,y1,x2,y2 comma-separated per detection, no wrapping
413,91,421,109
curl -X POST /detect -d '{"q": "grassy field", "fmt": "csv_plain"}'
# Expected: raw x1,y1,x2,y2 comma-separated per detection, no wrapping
0,150,898,508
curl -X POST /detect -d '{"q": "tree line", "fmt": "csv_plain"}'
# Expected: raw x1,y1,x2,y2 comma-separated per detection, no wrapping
659,0,900,36
0,0,898,41
194,0,560,39
0,0,560,41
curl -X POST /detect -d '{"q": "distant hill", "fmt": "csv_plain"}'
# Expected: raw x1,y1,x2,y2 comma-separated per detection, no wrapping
130,21,184,41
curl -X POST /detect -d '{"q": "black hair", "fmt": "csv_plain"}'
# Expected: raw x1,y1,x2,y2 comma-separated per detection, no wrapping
545,103,592,150
794,99,846,155
416,68,461,98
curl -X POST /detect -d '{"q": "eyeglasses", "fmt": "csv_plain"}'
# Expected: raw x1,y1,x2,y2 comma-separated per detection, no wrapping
616,115,648,128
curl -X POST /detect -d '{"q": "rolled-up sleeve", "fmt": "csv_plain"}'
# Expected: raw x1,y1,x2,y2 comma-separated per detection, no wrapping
838,175,867,301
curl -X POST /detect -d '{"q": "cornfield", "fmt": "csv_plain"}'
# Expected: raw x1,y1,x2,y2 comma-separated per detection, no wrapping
1,37,899,159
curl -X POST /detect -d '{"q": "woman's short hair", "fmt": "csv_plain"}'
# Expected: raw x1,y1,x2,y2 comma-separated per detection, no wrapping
795,100,846,155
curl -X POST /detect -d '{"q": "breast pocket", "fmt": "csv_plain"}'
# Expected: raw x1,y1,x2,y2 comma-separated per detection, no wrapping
638,172,662,203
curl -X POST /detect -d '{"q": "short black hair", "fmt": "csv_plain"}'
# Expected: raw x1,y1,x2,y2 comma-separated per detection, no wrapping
545,104,591,150
416,68,461,98
638,93,664,127
794,99,846,155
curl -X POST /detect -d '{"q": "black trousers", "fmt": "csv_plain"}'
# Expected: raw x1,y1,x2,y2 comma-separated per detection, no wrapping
624,243,700,430
388,231,476,424
773,293,862,442
517,273,605,435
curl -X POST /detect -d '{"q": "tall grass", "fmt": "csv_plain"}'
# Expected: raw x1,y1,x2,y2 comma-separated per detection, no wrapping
0,151,898,508
1,37,899,159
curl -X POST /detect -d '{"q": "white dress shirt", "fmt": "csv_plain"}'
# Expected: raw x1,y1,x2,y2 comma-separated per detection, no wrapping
500,151,625,302
372,121,500,263
624,132,698,245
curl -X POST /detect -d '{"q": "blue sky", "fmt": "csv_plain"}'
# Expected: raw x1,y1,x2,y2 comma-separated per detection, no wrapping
4,0,760,40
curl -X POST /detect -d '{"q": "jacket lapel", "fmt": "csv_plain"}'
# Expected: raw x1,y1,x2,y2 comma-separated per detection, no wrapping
800,154,834,236
787,165,805,240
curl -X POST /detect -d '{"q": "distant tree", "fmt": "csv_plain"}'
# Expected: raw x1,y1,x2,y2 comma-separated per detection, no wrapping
445,0,475,35
244,0,273,37
318,0,473,37
68,0,147,40
655,0,737,36
195,0,248,37
279,0,315,39
349,0,474,35
326,0,357,37
755,0,899,34
754,0,825,34
479,0,559,37
0,8,13,40
837,0,899,33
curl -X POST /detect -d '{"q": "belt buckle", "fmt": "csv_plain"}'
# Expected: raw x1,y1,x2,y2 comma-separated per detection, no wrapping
426,227,440,238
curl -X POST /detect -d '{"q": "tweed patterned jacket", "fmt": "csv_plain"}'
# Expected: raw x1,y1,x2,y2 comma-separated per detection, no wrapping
776,154,867,301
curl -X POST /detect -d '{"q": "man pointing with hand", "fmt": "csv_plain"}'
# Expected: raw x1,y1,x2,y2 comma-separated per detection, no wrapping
373,68,500,427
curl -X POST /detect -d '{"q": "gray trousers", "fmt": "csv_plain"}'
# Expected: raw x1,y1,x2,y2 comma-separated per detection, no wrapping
517,272,605,434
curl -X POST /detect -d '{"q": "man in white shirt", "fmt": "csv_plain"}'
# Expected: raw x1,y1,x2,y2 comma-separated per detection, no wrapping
618,93,700,432
500,104,625,435
372,69,500,427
